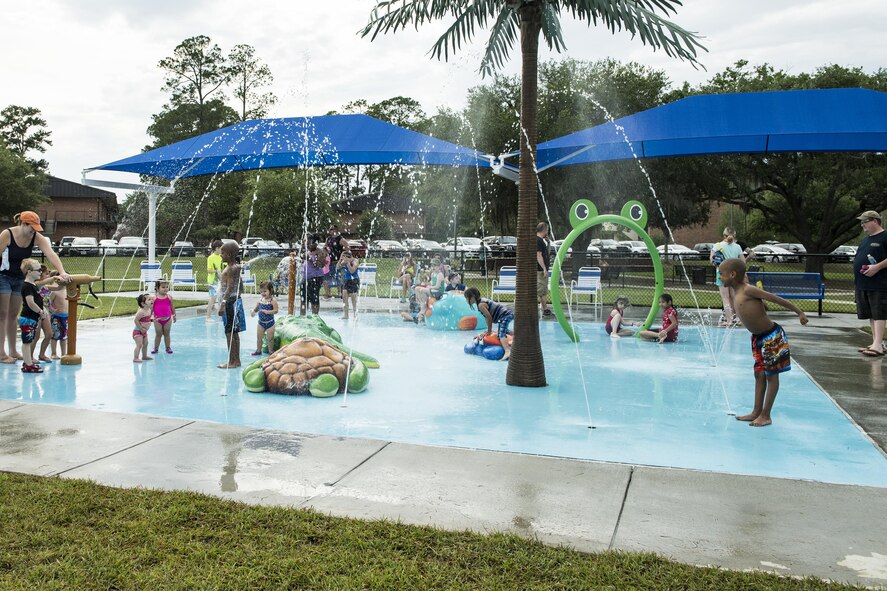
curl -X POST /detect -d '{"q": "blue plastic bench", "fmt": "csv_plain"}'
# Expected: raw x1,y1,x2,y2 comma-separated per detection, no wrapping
746,271,826,316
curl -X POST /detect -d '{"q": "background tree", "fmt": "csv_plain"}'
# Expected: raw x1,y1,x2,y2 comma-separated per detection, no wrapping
0,105,52,172
679,61,887,272
357,210,395,242
228,44,277,121
158,35,228,113
362,0,704,387
0,141,47,218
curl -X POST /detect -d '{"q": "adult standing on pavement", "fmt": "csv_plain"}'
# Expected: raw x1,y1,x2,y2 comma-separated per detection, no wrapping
536,222,552,317
711,226,745,326
0,211,70,364
854,210,886,357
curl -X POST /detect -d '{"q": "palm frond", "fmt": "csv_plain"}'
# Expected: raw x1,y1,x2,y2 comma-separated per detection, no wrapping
540,2,566,54
565,0,707,66
478,6,520,77
429,0,505,64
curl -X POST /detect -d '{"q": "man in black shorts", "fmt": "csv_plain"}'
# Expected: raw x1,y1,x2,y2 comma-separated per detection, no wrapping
854,210,886,357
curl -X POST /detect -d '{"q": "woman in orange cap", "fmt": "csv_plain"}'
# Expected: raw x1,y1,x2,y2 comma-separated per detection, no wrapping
0,211,71,363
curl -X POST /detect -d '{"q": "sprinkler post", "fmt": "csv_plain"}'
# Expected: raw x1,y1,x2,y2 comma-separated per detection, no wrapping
60,274,101,366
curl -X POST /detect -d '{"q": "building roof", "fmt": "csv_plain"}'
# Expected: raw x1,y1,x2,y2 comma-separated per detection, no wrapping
45,176,117,201
333,193,422,214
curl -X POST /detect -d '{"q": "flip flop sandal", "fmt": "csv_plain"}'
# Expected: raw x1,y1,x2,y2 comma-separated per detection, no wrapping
21,363,44,373
861,348,885,357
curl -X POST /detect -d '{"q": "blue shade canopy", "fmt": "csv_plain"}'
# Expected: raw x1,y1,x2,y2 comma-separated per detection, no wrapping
534,88,887,170
86,114,490,180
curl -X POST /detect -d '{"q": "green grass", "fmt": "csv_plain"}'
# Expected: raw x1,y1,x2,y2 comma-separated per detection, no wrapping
76,296,204,321
0,473,858,590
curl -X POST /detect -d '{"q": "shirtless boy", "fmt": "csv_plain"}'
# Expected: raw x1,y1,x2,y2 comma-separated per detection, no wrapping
719,258,808,427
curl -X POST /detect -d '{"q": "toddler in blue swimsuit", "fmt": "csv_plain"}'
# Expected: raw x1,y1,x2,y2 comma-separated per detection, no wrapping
251,280,279,356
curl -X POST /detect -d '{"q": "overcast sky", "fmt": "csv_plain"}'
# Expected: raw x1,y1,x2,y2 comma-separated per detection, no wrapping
2,0,885,198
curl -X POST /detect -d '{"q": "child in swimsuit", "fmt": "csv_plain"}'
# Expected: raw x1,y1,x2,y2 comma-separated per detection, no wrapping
48,270,68,359
151,280,176,354
605,296,638,338
337,250,360,320
133,293,154,363
639,293,679,343
250,280,279,356
464,286,514,361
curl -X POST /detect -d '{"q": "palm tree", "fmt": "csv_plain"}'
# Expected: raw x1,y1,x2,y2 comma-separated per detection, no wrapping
361,1,705,387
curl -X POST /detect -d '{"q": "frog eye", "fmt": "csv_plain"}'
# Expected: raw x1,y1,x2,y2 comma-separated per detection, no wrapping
620,200,647,229
570,199,598,228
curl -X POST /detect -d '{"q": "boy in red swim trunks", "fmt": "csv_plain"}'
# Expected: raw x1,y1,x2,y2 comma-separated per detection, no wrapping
719,258,808,427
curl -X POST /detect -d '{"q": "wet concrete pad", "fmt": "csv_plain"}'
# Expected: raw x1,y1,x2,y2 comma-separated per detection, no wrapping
0,400,22,413
0,404,189,476
64,421,388,505
615,466,887,587
308,442,631,551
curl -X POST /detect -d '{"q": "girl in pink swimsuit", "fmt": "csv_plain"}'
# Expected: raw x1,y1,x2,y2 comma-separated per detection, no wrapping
133,293,154,362
151,280,176,354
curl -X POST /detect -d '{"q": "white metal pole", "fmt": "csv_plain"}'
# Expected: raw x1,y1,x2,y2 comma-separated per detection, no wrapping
148,192,157,264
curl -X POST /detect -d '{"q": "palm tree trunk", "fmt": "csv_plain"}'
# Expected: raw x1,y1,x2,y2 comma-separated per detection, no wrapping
506,3,545,387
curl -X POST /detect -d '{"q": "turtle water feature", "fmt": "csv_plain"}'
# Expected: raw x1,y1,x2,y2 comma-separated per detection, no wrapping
2,310,886,488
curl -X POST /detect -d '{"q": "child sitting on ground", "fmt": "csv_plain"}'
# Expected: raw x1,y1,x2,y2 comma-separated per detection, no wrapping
250,280,279,356
606,296,639,338
464,286,514,361
639,293,679,343
133,293,154,363
719,258,808,427
444,272,466,292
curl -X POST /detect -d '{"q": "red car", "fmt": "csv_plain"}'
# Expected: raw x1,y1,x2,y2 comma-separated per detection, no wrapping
347,239,368,258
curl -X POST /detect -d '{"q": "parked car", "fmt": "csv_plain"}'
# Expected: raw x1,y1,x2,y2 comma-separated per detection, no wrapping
56,236,77,256
99,239,118,256
656,244,702,261
618,240,649,256
252,240,283,257
403,239,446,258
69,237,99,256
370,240,406,256
347,239,368,258
442,236,491,258
828,245,857,263
117,236,148,257
775,242,807,254
693,243,714,256
167,241,196,257
750,244,799,263
593,239,632,255
549,240,601,258
482,235,517,257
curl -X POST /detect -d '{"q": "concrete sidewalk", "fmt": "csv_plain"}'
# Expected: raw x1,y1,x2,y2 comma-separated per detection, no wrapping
2,297,886,587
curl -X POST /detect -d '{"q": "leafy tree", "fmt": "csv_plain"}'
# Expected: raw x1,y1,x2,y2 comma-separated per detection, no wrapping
146,99,238,149
362,1,703,387
228,44,277,121
681,61,887,272
357,210,395,242
0,105,52,172
238,170,336,245
158,35,228,109
0,141,47,217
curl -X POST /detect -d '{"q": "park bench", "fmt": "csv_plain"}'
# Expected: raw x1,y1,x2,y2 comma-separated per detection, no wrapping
746,271,826,316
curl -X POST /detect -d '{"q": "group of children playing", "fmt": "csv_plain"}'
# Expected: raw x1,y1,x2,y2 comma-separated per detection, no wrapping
15,247,807,428
16,258,69,373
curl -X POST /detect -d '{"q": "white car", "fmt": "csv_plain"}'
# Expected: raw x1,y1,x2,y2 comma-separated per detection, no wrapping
751,244,799,263
99,239,118,256
370,240,406,256
656,244,701,261
442,237,490,258
619,240,649,256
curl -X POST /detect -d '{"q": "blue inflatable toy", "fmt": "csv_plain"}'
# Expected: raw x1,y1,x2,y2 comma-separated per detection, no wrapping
426,293,486,331
463,340,505,361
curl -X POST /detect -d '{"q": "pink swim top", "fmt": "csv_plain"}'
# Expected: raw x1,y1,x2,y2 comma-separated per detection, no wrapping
153,296,173,318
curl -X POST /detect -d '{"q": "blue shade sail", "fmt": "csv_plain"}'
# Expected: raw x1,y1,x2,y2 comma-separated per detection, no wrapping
534,88,887,169
86,114,490,180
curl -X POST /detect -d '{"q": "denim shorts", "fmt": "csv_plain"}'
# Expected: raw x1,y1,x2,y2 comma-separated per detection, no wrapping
0,273,24,296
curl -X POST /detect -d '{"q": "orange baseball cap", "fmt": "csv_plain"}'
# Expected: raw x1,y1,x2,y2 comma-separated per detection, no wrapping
19,211,43,232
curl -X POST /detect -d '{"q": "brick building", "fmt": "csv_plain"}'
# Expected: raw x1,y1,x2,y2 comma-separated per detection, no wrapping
37,176,118,240
332,193,425,238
